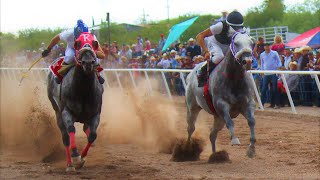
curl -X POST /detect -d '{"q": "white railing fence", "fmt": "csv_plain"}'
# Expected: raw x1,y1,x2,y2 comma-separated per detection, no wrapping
0,68,319,114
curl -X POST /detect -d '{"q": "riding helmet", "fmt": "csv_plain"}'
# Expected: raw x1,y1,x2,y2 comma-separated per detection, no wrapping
226,11,244,27
74,19,89,39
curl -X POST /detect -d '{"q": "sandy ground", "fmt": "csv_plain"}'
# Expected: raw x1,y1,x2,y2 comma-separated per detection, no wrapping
0,78,319,179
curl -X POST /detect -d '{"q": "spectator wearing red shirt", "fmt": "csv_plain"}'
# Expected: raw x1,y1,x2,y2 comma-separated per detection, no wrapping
271,35,285,55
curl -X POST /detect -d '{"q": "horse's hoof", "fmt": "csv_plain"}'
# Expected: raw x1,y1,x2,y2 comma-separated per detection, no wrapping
208,150,230,163
66,165,76,172
246,145,256,158
231,138,241,145
73,156,85,169
72,156,84,169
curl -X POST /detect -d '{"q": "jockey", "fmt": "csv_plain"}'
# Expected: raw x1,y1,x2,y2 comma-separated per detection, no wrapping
42,19,105,84
196,11,244,87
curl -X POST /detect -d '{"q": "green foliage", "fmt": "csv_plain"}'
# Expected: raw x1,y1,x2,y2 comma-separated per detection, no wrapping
1,0,318,55
97,14,216,46
1,28,62,55
246,0,320,33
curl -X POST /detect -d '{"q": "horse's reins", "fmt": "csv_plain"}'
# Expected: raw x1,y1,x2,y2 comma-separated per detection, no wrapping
229,31,254,65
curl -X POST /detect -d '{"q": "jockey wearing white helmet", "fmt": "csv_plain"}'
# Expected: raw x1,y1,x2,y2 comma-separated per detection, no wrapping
196,11,244,87
42,20,105,84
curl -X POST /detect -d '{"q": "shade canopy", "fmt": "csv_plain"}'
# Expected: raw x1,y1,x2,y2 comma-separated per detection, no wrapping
162,16,199,52
286,27,320,48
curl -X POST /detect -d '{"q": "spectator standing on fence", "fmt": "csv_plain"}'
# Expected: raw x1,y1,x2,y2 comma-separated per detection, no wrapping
145,37,151,51
260,42,282,109
271,35,285,55
138,35,143,44
159,34,166,55
186,38,201,60
135,37,143,57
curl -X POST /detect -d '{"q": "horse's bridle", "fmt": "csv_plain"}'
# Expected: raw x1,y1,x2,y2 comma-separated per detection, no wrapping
229,31,253,65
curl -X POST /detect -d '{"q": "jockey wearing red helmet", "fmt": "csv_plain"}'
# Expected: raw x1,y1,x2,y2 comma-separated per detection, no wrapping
196,11,245,87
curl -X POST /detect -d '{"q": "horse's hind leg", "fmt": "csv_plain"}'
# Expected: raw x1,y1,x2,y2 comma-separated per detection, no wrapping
210,116,225,153
242,104,256,158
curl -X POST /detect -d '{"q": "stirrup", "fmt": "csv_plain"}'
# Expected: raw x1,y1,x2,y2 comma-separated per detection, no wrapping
98,76,105,84
54,76,61,84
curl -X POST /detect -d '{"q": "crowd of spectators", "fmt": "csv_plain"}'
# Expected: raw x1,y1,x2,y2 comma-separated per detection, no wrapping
253,35,320,108
1,33,319,107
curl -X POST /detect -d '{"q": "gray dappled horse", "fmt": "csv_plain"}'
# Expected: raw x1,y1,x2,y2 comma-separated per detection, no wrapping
47,47,104,172
186,31,256,160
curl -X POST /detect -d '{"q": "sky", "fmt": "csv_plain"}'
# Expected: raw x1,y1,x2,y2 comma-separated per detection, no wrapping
1,0,304,33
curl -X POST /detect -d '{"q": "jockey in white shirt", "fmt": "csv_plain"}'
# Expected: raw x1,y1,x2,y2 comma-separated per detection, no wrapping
42,20,105,84
196,11,245,87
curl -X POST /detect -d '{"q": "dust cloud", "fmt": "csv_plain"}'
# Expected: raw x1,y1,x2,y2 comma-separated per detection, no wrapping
0,78,62,161
98,77,180,153
0,74,184,162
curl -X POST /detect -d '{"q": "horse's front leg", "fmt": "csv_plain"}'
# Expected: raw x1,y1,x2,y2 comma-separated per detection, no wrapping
61,108,80,171
241,102,256,158
81,113,100,159
215,99,240,145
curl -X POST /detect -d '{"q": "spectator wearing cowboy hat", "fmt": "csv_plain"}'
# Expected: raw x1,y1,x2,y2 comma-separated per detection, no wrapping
186,38,201,60
284,47,293,70
260,42,282,109
298,46,314,106
299,46,312,71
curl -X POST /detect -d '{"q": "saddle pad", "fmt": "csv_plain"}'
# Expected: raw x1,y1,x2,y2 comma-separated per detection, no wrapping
203,80,217,114
49,57,64,80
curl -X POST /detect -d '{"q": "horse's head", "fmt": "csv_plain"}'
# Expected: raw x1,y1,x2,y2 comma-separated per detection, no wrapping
74,32,99,74
230,30,255,69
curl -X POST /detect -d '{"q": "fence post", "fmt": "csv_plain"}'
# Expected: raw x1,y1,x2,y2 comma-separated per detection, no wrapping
314,74,320,93
11,69,19,82
144,71,153,95
129,71,137,90
249,72,264,110
114,71,123,92
103,71,110,88
180,72,187,91
280,74,297,114
161,71,172,100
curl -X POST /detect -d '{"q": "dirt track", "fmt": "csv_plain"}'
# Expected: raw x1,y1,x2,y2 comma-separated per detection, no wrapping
0,80,319,179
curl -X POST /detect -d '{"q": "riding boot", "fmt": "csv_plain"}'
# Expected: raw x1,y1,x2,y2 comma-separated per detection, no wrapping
55,62,73,84
97,72,105,84
197,61,217,87
94,64,105,84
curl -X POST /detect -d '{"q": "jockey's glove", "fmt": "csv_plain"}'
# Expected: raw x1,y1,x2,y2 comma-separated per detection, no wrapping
42,48,51,57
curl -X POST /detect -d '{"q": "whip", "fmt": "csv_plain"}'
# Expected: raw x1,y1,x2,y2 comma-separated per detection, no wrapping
19,56,43,86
